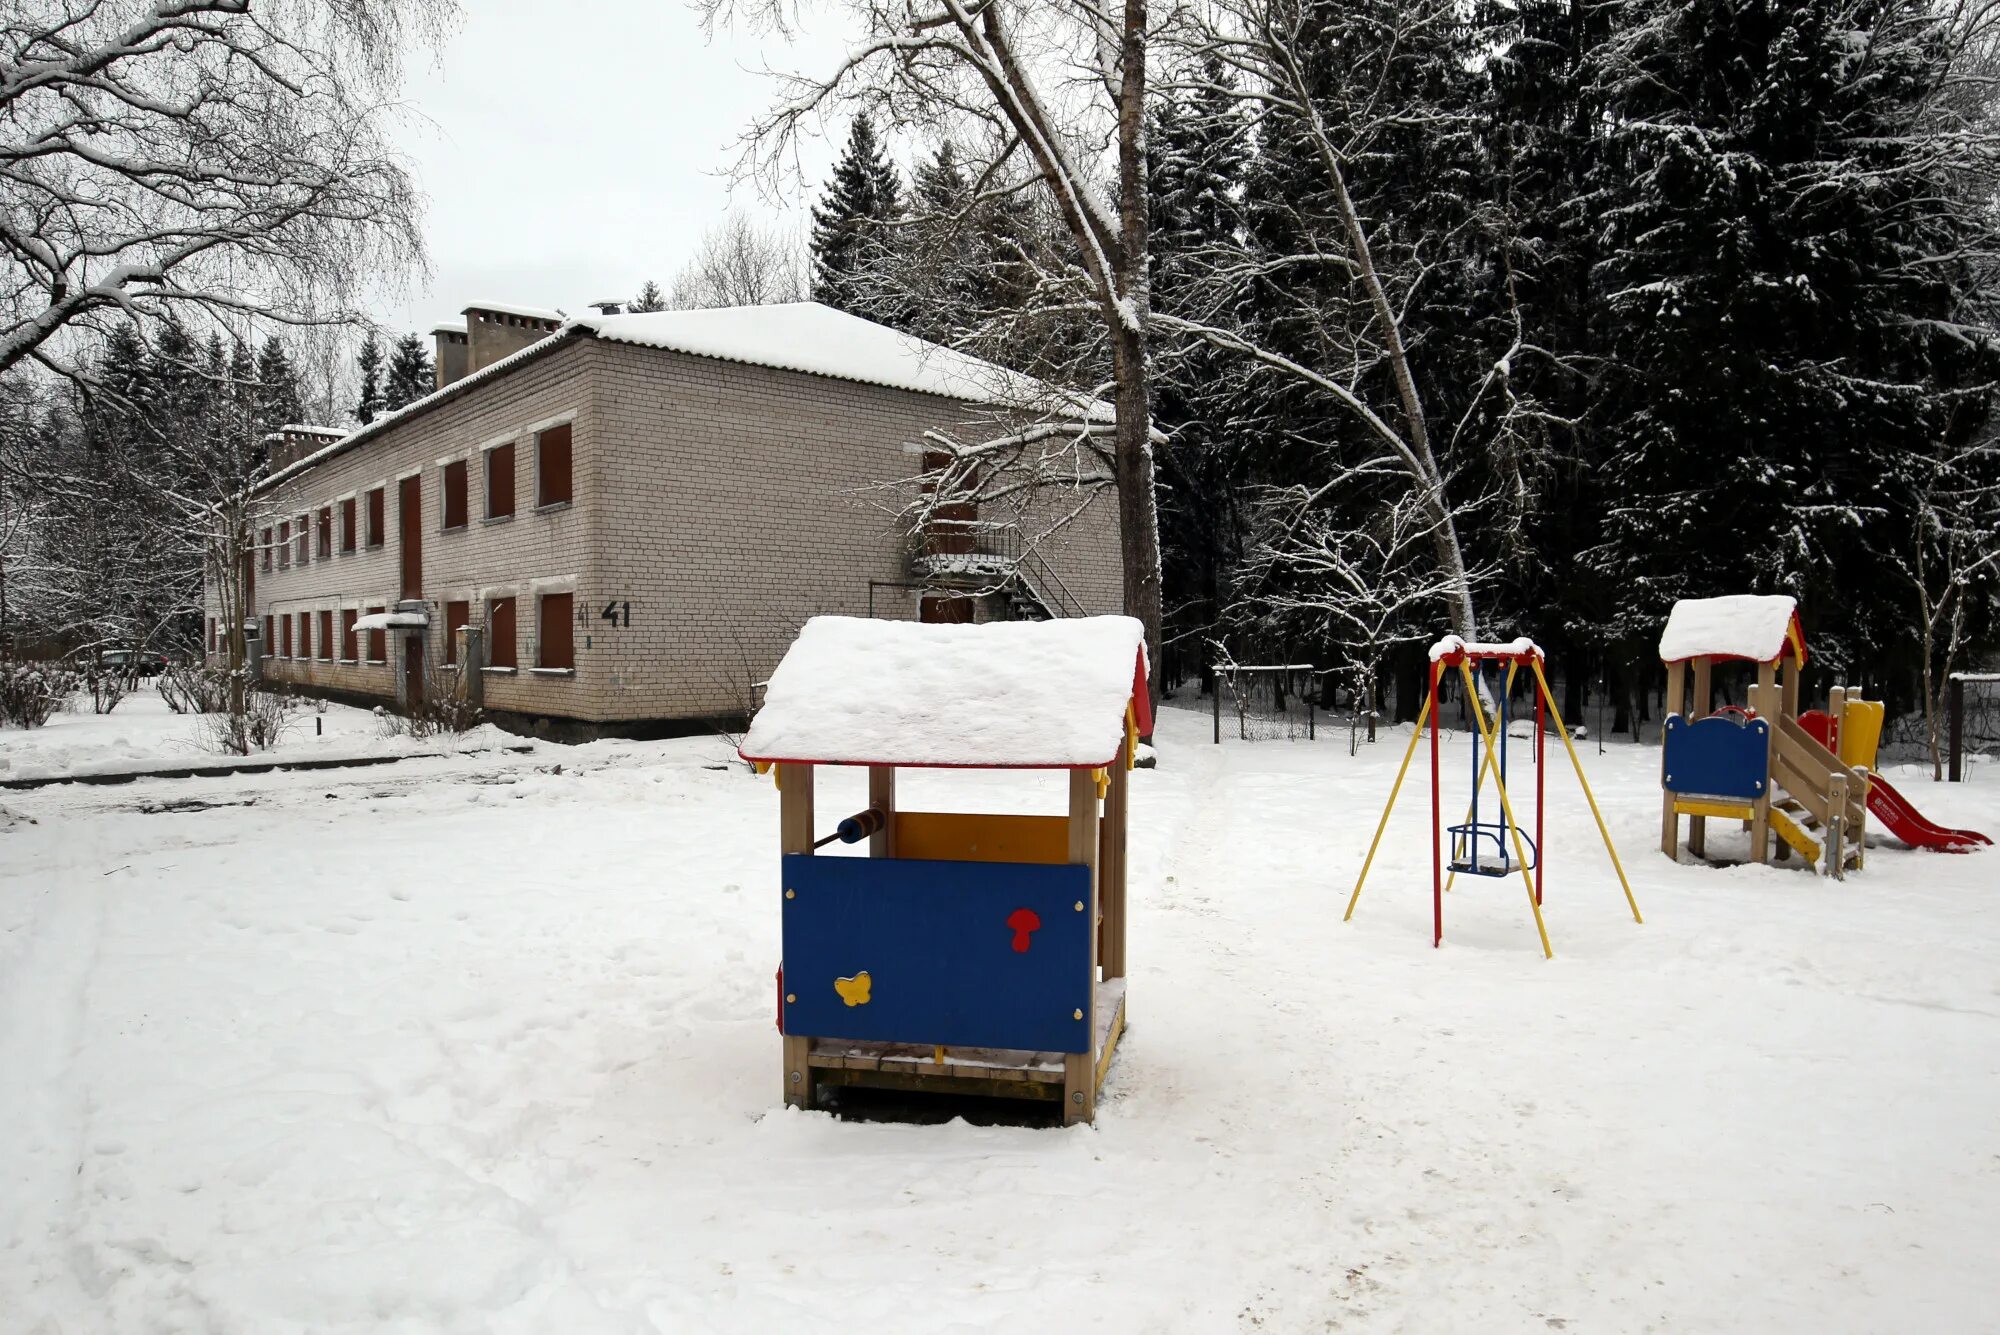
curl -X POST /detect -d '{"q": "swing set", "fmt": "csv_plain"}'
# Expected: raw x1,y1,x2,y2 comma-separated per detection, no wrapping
1345,636,1642,958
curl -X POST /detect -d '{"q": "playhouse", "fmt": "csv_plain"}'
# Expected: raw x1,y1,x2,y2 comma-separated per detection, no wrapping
1660,594,1988,869
1346,635,1641,958
739,614,1149,1124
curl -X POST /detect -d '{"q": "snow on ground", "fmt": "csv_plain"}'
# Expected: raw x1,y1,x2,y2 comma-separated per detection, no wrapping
0,685,510,783
2,704,1997,1332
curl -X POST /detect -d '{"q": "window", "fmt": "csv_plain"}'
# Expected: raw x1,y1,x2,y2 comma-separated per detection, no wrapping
366,487,385,547
318,610,334,661
297,610,311,661
442,459,468,530
487,596,517,668
341,608,359,661
538,592,574,670
485,443,515,519
317,507,332,559
444,599,469,666
277,521,291,570
536,424,572,508
263,614,274,652
261,527,273,572
208,618,217,654
295,519,310,566
365,606,387,663
280,613,293,659
340,497,357,553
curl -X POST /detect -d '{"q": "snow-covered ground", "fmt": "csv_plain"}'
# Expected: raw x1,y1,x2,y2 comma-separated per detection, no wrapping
2,703,1997,1332
0,686,513,784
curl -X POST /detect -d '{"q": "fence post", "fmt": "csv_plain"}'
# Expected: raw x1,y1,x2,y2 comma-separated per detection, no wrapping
1948,675,1964,783
1212,673,1220,745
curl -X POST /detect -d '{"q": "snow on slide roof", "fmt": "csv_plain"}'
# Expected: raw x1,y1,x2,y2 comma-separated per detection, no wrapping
740,615,1151,769
1658,595,1806,665
572,303,1110,417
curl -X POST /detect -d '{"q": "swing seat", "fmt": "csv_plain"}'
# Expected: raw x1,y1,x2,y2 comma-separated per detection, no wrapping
1447,821,1539,877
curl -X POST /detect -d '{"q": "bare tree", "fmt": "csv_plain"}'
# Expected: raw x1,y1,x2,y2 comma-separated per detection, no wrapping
0,0,449,384
1904,434,2000,779
703,0,1166,695
670,215,809,309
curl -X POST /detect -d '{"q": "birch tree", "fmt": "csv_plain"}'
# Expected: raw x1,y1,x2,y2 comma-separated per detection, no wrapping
704,0,1166,690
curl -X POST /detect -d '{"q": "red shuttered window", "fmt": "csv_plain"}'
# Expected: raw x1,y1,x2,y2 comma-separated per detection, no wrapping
538,592,574,670
444,599,469,666
443,459,468,530
487,596,517,668
341,609,358,660
486,443,515,519
340,498,356,553
365,607,387,663
536,424,572,508
318,610,333,661
366,487,385,547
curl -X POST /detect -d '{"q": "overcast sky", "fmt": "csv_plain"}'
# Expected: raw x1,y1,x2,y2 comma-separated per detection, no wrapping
378,2,854,334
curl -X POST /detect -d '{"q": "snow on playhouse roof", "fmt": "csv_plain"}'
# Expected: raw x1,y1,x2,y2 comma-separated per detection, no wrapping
571,303,1111,419
1658,595,1807,665
739,615,1152,769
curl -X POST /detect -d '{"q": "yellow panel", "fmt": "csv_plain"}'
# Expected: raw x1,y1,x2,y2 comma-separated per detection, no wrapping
1675,799,1755,821
894,811,1071,865
1840,700,1884,771
1769,808,1821,864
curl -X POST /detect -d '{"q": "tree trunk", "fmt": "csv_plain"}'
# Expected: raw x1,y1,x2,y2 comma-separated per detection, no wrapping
1113,0,1163,711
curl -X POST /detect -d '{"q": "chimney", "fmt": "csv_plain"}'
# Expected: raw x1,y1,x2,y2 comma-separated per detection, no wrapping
589,299,624,316
462,302,564,377
264,425,344,471
432,321,468,390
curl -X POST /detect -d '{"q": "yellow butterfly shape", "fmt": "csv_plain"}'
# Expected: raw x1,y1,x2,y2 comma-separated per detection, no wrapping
834,971,872,1007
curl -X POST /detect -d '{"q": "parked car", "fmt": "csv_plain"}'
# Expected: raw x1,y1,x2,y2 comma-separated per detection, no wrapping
95,649,170,677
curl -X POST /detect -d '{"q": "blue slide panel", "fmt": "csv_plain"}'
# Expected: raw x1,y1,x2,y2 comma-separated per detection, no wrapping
1662,714,1771,801
780,853,1093,1054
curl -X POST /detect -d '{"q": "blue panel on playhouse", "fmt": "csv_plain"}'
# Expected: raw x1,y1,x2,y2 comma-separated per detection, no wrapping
779,853,1094,1054
1662,714,1770,801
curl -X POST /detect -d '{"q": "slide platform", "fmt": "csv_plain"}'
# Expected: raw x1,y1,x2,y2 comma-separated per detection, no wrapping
1865,772,1992,852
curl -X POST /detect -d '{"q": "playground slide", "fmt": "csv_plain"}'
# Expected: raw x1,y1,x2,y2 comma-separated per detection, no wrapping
1864,772,1992,851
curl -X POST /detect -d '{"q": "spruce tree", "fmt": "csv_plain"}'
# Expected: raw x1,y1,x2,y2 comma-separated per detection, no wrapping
354,336,385,424
252,338,303,436
630,280,667,313
381,333,432,413
810,114,904,319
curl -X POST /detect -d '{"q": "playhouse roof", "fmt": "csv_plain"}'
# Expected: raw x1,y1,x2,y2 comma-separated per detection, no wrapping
1658,595,1807,666
738,615,1152,769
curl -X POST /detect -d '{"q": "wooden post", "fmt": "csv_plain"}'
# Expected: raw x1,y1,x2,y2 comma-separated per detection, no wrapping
867,765,896,857
1827,772,1849,880
1687,656,1712,857
1779,654,1799,722
1949,676,1965,783
1064,767,1100,1125
1100,746,1130,981
1661,659,1687,859
779,762,816,1110
1750,662,1777,864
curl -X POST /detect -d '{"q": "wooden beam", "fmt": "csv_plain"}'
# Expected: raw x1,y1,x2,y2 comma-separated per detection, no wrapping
1100,746,1129,981
1751,663,1776,863
867,765,896,857
1064,767,1100,1125
1662,659,1688,858
779,762,816,1110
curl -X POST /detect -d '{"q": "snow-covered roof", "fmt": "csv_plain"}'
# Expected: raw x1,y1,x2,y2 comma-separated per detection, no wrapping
464,301,565,323
571,303,1109,417
1658,595,1806,665
430,320,467,335
273,423,345,439
351,610,429,632
739,615,1151,769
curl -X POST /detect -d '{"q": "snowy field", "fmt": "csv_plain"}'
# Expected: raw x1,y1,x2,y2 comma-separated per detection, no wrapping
0,686,513,785
3,701,1998,1332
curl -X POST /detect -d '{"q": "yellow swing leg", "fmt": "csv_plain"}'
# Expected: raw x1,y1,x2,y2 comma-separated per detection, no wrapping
1345,694,1434,922
1459,662,1553,959
1530,661,1643,925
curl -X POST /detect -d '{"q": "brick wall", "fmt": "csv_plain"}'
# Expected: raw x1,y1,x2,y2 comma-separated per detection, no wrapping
210,332,1125,727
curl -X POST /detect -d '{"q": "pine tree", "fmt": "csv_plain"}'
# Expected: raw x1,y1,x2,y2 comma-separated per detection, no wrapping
809,114,904,319
381,333,432,413
630,280,667,313
354,336,385,424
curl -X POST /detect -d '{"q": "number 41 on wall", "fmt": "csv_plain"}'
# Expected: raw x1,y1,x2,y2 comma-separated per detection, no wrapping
599,600,631,628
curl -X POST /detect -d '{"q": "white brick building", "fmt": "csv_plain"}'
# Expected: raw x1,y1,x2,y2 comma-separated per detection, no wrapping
207,302,1125,736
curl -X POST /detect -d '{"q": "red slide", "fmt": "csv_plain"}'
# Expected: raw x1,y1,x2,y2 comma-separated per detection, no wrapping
1865,772,1993,851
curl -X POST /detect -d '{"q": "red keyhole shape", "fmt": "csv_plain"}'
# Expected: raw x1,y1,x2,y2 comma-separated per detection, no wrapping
1006,907,1041,953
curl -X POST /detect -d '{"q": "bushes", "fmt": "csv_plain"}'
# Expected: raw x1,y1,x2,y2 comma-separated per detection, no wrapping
377,660,484,740
0,659,79,728
158,662,234,714
198,678,301,754
82,662,133,715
